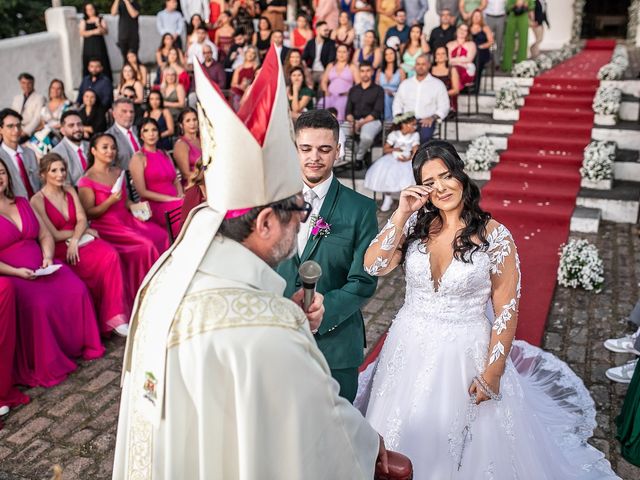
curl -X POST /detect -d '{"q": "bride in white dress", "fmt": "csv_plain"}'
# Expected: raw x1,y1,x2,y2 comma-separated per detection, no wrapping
359,140,619,479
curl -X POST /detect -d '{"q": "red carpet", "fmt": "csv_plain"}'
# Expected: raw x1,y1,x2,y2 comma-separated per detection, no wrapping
480,42,614,346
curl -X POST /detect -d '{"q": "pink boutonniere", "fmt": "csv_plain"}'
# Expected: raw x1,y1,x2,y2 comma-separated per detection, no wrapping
310,215,331,238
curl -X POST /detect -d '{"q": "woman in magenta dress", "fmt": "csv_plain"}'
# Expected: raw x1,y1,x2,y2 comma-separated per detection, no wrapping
173,108,202,186
30,153,130,337
320,44,359,121
78,133,169,307
0,158,104,388
447,23,477,88
129,118,184,236
0,278,30,415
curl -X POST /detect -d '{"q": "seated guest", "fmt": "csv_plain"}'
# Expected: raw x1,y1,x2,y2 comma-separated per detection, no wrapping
400,24,429,78
125,50,150,90
129,118,184,235
32,79,71,152
213,10,235,58
30,153,130,336
117,63,144,104
447,23,477,88
345,61,385,163
384,9,409,49
331,11,356,49
284,49,314,88
469,9,494,90
271,30,290,64
320,44,359,121
143,91,175,151
76,58,113,109
201,43,227,89
0,278,30,416
252,16,273,60
120,86,144,127
353,30,382,70
393,54,449,143
224,29,249,72
0,109,40,198
431,46,461,112
377,47,406,121
230,45,259,111
105,98,140,170
186,13,206,50
166,47,191,92
303,21,337,85
173,108,202,186
51,111,90,186
187,25,219,70
288,67,315,121
78,133,169,306
0,157,104,387
78,89,107,139
160,67,187,121
428,8,456,53
10,73,45,140
155,33,186,86
230,0,256,36
292,13,314,51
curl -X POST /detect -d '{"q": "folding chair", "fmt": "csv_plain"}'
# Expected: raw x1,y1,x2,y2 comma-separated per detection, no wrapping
164,206,182,245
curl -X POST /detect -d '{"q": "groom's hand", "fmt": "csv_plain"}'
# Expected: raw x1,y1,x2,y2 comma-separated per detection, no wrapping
290,290,324,334
376,434,389,474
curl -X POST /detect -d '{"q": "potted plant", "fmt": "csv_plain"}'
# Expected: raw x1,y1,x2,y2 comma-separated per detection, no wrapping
512,60,539,78
580,140,615,189
557,239,604,293
493,81,520,121
592,85,622,126
534,54,553,72
462,136,498,180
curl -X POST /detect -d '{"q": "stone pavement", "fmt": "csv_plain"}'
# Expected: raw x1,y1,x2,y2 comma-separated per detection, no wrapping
0,218,639,479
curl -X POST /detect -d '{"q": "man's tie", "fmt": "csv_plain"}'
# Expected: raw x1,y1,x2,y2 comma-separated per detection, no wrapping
15,152,34,198
298,189,318,255
127,129,140,152
77,147,88,170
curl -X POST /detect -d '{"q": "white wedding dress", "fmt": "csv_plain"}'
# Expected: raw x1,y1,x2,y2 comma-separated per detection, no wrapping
358,216,619,479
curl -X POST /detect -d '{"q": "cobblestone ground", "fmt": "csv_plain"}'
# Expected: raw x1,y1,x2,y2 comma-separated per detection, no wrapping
0,218,639,479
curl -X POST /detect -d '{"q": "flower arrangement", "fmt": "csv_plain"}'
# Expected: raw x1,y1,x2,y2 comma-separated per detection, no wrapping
512,60,539,78
494,81,520,110
557,239,604,293
592,85,622,115
580,140,616,181
597,45,629,80
310,215,331,238
535,54,553,71
464,136,498,172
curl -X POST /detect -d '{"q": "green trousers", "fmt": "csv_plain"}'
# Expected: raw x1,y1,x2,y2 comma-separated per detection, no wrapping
331,367,359,404
502,12,530,72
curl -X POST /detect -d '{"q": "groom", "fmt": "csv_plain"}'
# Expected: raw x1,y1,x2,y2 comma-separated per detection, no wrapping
277,110,379,403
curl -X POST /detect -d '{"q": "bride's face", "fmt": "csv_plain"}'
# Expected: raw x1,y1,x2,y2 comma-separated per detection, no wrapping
420,158,463,212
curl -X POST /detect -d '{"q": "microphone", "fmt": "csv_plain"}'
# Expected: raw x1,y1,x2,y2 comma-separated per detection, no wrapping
298,260,322,311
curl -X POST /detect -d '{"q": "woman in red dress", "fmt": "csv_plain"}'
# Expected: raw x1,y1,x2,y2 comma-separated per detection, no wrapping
0,158,104,388
447,23,477,88
30,153,130,337
230,45,259,111
78,133,169,307
291,13,314,51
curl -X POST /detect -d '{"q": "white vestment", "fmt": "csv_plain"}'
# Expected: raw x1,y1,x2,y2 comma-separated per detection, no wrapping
113,226,379,479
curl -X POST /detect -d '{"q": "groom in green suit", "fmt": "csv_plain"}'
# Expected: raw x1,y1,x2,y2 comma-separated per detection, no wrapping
276,110,379,403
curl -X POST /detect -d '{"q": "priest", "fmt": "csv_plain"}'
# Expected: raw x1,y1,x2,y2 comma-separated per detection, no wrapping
112,47,387,479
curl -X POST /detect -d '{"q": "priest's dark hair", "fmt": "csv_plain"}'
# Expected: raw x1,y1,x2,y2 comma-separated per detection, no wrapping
401,140,491,264
218,195,299,243
294,109,340,144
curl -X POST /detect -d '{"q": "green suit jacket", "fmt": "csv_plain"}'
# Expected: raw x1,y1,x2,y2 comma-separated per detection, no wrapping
276,177,379,370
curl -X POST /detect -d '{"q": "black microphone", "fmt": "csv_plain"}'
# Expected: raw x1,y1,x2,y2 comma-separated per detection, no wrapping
298,260,322,311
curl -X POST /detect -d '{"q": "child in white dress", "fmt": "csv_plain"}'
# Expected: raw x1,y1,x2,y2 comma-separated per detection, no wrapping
364,112,419,211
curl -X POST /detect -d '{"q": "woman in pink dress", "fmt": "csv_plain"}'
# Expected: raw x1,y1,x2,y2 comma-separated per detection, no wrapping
320,44,360,121
30,153,130,337
173,108,202,186
447,23,477,88
0,278,30,416
0,158,104,388
78,133,169,307
314,0,340,30
129,118,184,236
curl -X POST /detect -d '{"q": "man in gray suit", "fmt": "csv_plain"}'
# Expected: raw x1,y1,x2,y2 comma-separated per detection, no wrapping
0,108,40,198
106,98,140,169
51,110,90,186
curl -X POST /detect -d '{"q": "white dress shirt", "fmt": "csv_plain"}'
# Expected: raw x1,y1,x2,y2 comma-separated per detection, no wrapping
485,0,507,16
187,39,219,65
156,9,185,36
1,143,27,191
392,74,450,121
297,174,334,255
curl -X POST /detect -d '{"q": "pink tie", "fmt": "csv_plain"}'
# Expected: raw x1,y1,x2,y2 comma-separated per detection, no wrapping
127,129,140,152
77,147,87,170
15,152,34,198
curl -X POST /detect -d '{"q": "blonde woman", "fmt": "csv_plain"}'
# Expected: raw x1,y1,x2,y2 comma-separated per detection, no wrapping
230,45,260,111
160,67,186,120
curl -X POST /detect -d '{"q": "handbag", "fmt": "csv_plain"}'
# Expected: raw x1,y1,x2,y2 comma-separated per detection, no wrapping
512,5,528,15
374,450,413,480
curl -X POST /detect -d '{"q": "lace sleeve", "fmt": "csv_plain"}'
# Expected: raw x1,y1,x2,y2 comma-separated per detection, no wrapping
363,211,416,276
485,224,521,375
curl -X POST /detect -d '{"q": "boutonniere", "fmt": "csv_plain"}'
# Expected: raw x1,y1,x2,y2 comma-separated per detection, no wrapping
310,215,331,238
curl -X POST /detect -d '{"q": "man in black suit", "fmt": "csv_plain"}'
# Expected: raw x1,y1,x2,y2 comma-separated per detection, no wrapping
271,30,290,64
302,21,336,85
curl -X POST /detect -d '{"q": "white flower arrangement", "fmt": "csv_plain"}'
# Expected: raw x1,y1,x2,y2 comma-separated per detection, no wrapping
592,85,622,115
464,136,497,172
557,239,604,293
512,60,539,78
535,54,553,71
597,45,629,80
580,140,615,181
495,81,520,110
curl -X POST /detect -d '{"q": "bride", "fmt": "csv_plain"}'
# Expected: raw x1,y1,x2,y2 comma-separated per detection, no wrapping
359,140,619,479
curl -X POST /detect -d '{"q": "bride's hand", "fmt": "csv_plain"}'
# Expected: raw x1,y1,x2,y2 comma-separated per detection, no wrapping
397,185,433,216
468,374,501,405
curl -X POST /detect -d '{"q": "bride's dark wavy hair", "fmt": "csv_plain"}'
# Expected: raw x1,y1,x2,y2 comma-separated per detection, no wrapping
401,140,491,264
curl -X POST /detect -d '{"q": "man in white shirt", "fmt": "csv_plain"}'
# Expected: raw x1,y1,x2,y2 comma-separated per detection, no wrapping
180,0,209,23
51,111,90,186
393,54,449,143
271,30,290,63
485,0,507,65
0,109,40,198
10,73,45,140
105,98,140,169
187,26,219,70
157,0,185,49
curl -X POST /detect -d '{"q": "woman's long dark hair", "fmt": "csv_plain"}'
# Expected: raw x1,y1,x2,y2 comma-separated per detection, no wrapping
0,157,16,201
402,140,491,264
381,47,399,73
87,132,117,169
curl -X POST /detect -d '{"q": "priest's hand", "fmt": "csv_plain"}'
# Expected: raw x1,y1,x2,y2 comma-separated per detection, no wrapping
290,289,324,334
377,434,389,475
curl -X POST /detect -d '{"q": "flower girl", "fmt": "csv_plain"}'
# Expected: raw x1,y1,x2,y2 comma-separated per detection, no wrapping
364,112,419,211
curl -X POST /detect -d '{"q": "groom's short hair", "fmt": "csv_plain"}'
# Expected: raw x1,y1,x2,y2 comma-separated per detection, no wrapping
294,110,340,143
